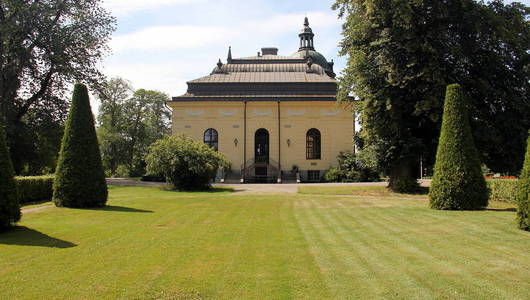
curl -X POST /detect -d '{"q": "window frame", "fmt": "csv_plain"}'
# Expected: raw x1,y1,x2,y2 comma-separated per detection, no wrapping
306,128,321,160
203,128,219,151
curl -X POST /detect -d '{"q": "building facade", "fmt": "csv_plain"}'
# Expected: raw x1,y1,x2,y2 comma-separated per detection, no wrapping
168,18,354,183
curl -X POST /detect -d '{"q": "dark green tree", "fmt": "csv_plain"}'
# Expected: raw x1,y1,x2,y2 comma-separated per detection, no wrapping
0,122,20,229
0,0,115,174
429,84,488,210
53,84,107,208
516,131,530,231
333,0,530,192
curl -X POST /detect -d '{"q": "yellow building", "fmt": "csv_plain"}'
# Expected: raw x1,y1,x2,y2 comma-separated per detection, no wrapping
168,18,354,183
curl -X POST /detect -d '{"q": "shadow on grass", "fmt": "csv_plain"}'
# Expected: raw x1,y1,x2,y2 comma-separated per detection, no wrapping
0,226,76,248
162,186,235,193
486,207,517,212
81,205,154,213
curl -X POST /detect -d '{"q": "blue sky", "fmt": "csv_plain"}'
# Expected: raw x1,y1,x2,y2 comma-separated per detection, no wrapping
100,0,530,99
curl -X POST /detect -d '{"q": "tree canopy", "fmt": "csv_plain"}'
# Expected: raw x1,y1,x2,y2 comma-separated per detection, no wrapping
96,78,172,177
333,0,530,191
0,0,115,174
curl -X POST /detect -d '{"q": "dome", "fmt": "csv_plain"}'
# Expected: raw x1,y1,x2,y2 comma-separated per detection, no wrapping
291,50,335,77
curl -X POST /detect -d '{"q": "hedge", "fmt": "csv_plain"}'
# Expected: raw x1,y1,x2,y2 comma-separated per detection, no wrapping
487,179,518,202
15,176,54,204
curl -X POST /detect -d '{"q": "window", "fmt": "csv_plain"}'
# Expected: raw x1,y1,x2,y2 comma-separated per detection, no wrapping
204,128,218,151
307,170,321,182
306,128,321,159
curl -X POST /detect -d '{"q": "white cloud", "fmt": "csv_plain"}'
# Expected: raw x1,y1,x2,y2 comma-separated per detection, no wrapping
110,25,232,53
109,11,339,54
103,0,197,16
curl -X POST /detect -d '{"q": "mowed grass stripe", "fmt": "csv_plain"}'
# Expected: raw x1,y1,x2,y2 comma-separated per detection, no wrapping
308,198,435,299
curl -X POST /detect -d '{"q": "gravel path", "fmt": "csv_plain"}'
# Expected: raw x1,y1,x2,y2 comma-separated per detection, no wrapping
105,178,431,194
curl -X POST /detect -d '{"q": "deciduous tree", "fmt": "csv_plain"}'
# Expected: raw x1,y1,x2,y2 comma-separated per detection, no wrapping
333,0,530,192
0,0,115,174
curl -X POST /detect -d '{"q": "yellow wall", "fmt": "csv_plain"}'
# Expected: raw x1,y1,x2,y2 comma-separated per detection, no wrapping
168,101,354,174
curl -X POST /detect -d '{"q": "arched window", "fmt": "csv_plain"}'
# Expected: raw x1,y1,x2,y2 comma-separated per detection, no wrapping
204,128,218,151
306,128,321,159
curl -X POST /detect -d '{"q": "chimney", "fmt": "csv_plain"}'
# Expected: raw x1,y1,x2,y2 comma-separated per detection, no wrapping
261,47,278,56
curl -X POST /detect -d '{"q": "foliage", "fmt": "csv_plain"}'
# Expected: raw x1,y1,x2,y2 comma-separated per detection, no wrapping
487,180,518,203
429,84,488,210
0,0,115,175
96,80,171,177
96,77,133,175
333,0,530,191
53,84,107,208
15,176,54,204
324,151,380,182
145,135,229,190
516,131,530,231
0,123,20,229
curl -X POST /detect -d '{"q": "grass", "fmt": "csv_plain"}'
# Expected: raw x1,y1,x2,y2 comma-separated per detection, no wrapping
0,185,529,299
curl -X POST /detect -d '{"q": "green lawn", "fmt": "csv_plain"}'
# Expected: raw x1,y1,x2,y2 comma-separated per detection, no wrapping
1,185,529,299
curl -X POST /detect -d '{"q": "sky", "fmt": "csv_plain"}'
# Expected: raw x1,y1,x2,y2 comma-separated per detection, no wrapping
100,0,347,100
99,0,530,102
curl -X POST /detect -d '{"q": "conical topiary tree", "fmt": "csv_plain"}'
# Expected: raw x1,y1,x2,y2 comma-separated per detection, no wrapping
516,130,530,231
53,83,107,207
429,84,488,210
0,123,20,229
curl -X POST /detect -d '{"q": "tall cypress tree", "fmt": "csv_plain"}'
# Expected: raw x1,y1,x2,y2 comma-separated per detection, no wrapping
429,84,488,210
0,122,20,229
516,131,530,231
53,84,107,207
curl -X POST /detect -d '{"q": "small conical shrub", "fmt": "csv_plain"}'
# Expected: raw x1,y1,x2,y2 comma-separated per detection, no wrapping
516,130,530,231
53,83,107,207
0,123,20,229
429,84,488,210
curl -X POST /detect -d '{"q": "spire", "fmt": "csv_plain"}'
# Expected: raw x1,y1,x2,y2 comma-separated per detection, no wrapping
227,46,232,63
298,17,315,51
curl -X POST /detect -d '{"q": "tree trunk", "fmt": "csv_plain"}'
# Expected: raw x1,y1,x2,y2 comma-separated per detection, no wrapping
388,160,420,193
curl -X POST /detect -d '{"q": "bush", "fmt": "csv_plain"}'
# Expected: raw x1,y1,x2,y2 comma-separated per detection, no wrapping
487,179,518,202
145,135,229,190
324,151,380,182
0,123,20,230
516,131,530,231
429,84,489,210
53,83,108,208
15,176,54,204
323,168,345,182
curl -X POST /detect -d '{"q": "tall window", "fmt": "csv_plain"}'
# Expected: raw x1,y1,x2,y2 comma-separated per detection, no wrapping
204,128,218,151
306,128,321,159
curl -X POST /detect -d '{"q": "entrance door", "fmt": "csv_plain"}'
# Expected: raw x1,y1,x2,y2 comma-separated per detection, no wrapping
254,129,269,176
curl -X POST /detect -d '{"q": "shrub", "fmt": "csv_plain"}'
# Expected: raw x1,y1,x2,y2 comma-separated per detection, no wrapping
487,179,518,202
429,84,489,210
516,131,530,231
145,134,229,190
323,168,345,182
0,123,20,230
324,151,380,182
15,176,54,204
53,83,108,208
